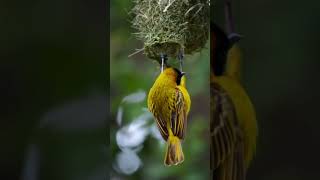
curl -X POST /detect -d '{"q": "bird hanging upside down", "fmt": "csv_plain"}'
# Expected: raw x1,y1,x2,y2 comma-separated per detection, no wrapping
211,23,258,180
148,53,191,166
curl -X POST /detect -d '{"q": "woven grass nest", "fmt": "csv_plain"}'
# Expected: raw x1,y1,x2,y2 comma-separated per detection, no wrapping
132,0,210,62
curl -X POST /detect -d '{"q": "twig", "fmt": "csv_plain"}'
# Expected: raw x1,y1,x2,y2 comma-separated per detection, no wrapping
163,0,177,12
128,48,145,58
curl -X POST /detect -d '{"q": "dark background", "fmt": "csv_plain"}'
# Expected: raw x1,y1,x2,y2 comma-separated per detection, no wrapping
0,0,108,180
214,0,320,179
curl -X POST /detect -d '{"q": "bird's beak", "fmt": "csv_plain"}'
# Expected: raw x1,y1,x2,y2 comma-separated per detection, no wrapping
181,72,186,76
228,33,243,43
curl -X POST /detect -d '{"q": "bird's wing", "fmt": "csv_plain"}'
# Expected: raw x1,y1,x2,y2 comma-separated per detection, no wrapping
154,114,169,141
211,82,245,180
149,96,169,141
169,87,187,139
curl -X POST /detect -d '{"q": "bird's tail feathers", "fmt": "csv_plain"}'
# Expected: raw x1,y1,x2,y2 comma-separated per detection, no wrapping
164,135,184,166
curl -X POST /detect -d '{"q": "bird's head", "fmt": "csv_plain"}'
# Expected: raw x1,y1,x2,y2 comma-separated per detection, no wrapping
163,67,185,85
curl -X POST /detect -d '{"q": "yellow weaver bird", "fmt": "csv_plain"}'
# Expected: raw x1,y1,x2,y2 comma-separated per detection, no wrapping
211,23,258,180
148,63,191,166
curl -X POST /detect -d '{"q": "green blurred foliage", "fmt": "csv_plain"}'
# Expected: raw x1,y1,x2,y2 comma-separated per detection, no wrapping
110,0,210,179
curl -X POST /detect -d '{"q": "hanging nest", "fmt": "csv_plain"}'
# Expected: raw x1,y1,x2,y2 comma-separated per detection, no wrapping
132,0,210,62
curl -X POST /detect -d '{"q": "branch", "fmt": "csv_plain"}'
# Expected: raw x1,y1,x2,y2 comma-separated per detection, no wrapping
224,0,235,35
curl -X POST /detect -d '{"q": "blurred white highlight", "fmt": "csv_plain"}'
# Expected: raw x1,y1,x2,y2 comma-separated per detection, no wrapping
121,90,146,104
114,149,142,175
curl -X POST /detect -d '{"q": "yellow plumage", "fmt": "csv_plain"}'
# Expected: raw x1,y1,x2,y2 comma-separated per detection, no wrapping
225,44,242,81
178,76,191,114
213,75,257,168
211,24,257,180
148,67,191,166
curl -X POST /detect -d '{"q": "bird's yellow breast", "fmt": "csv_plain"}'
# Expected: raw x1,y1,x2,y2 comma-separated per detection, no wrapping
147,72,177,122
214,75,257,168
